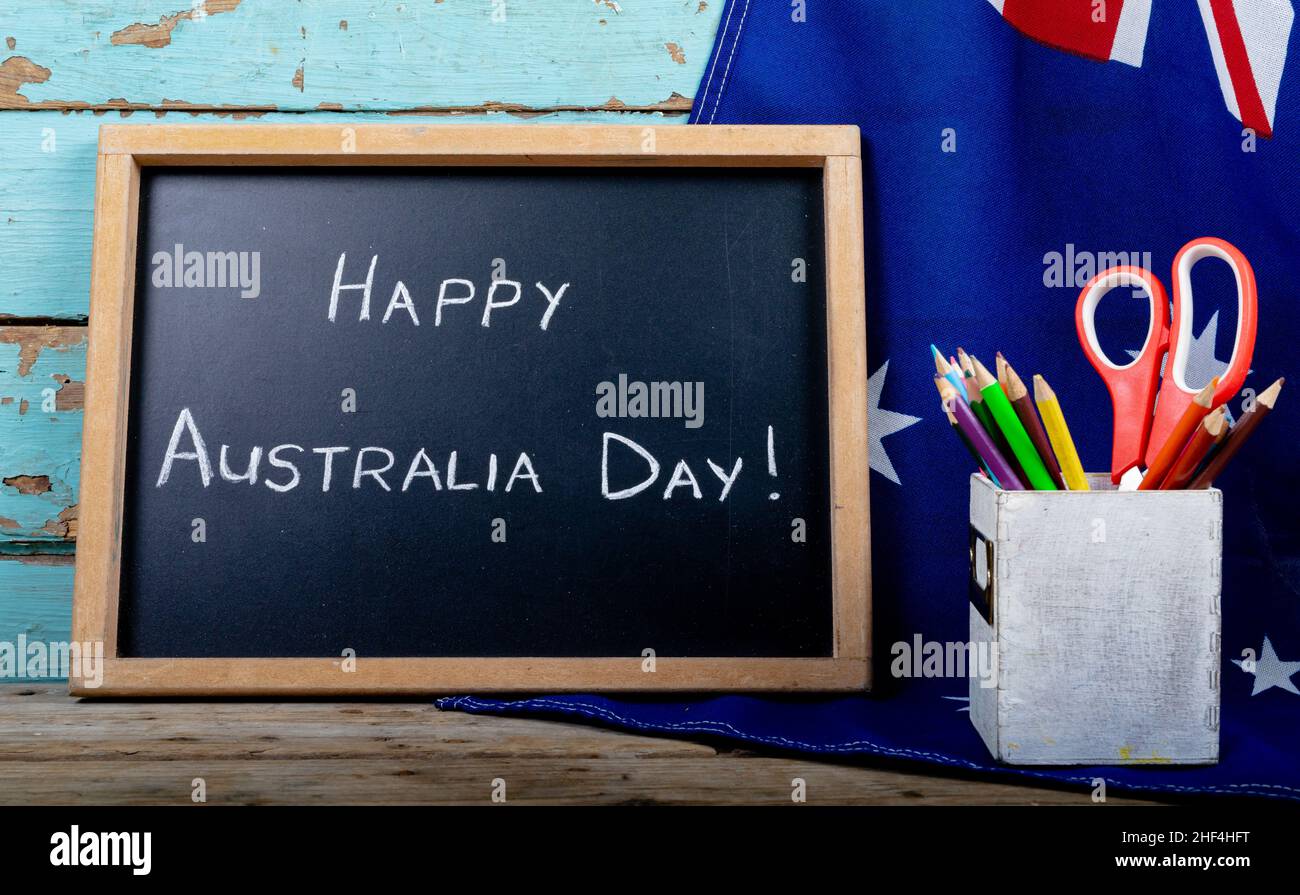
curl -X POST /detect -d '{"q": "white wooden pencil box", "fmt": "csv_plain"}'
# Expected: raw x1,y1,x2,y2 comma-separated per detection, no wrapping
967,474,1221,765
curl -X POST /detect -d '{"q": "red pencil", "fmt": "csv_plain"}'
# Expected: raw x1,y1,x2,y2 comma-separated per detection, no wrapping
1162,406,1227,490
1139,378,1218,490
1188,377,1285,489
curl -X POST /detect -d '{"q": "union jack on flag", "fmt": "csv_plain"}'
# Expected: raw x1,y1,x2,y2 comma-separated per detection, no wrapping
988,0,1295,136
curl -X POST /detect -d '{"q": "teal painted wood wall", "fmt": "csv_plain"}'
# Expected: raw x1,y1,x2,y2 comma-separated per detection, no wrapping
0,0,722,676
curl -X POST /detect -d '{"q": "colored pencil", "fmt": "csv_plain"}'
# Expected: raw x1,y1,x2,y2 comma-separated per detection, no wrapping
999,354,1066,489
943,403,1001,487
1188,377,1284,489
1162,406,1228,490
956,347,975,381
972,357,1058,490
963,365,997,430
1138,378,1218,490
935,377,1025,489
995,352,1011,391
1185,405,1232,485
1033,374,1090,490
932,344,969,400
966,355,1027,482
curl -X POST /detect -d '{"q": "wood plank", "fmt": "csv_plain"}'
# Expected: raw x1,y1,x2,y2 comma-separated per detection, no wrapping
0,558,74,660
824,155,871,674
100,122,860,162
73,658,870,697
0,1,719,113
0,326,84,548
0,113,100,320
0,758,1163,805
0,687,1165,805
73,149,138,656
0,687,716,760
0,110,694,320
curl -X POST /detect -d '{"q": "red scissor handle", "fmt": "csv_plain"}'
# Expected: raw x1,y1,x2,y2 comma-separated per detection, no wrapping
1145,237,1259,467
1076,266,1170,483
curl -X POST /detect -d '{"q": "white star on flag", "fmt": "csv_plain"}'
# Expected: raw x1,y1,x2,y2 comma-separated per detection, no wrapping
943,695,971,713
867,360,921,485
1232,636,1300,696
1126,310,1249,391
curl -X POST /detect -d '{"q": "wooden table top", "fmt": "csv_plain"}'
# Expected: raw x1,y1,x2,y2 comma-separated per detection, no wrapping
0,686,1164,805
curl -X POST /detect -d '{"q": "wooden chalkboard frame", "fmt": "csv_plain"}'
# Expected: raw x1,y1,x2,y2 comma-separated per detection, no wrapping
73,124,870,696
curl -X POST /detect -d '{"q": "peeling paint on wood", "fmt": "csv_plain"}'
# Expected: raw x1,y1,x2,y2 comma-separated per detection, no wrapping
0,327,84,377
292,64,304,92
153,100,274,118
6,553,75,566
3,1,720,113
0,94,278,115
51,375,84,412
666,42,686,64
3,475,51,496
109,0,244,49
0,326,84,547
40,505,78,541
0,56,51,105
382,93,691,117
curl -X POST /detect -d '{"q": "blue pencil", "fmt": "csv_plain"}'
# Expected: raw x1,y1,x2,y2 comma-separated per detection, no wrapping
932,344,969,401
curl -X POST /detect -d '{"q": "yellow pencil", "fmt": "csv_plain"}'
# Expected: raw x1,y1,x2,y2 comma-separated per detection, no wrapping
1032,375,1090,491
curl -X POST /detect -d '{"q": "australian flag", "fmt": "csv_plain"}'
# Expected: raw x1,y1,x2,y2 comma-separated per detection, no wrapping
446,1,1300,801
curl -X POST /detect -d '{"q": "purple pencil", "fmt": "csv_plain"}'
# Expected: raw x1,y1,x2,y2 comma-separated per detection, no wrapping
934,377,1025,490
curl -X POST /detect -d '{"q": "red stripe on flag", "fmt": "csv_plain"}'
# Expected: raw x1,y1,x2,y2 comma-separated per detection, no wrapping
1208,0,1273,136
1002,0,1123,62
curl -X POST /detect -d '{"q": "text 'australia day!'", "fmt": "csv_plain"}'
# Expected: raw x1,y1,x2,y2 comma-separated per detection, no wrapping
152,253,762,503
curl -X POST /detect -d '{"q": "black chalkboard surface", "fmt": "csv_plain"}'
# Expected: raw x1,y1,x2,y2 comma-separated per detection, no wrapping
120,166,831,659
74,123,869,694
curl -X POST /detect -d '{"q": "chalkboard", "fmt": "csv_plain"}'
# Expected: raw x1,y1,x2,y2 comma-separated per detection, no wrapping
74,125,869,694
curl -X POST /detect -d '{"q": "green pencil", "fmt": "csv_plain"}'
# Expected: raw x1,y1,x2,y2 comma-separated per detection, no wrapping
972,357,1058,490
966,383,1001,447
965,356,1026,483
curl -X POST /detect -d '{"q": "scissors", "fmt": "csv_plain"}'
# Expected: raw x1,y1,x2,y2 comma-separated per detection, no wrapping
1075,237,1258,484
